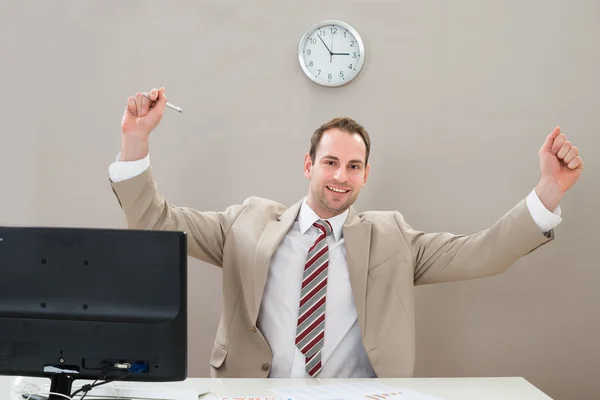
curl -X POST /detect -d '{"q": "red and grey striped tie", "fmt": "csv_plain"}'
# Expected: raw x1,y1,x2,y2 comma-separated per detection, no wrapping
295,219,333,377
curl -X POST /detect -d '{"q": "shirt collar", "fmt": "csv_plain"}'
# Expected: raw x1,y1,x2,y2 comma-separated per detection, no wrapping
298,198,347,241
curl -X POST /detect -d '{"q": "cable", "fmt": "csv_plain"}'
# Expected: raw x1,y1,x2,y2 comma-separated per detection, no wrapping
70,361,112,399
15,361,146,399
79,361,112,400
34,393,73,400
70,371,134,399
19,383,73,400
15,360,141,400
79,389,90,400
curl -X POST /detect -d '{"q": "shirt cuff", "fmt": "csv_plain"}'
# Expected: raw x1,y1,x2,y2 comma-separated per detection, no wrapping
526,188,562,233
108,152,150,183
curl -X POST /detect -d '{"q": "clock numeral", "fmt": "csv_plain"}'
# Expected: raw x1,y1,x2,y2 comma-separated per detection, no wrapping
309,38,317,44
320,30,326,36
331,27,337,34
350,41,355,47
328,73,333,80
339,71,344,78
348,64,353,69
317,69,321,76
344,30,348,38
352,52,357,58
309,61,313,67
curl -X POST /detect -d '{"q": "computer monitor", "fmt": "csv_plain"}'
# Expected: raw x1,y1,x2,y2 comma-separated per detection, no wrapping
0,226,187,400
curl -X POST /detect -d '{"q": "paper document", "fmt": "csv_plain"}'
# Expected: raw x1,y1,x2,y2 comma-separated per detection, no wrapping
271,381,445,400
207,398,290,400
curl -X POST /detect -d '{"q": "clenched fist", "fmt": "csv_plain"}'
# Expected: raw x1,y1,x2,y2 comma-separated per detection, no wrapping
119,87,167,161
121,87,167,137
536,126,584,211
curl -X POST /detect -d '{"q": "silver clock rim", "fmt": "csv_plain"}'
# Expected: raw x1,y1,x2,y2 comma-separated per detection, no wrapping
298,19,366,88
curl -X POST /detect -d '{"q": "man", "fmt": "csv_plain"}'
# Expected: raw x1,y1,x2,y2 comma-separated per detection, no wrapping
109,87,583,378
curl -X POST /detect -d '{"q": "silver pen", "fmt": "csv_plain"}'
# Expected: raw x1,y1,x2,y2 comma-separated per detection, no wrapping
142,92,183,113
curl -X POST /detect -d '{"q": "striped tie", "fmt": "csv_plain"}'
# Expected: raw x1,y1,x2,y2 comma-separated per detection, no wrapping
295,219,333,377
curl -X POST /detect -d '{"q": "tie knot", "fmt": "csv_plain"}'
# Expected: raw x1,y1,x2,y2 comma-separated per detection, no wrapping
313,219,333,237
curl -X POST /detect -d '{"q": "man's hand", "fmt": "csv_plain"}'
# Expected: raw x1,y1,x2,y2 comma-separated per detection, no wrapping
120,87,167,161
535,126,584,211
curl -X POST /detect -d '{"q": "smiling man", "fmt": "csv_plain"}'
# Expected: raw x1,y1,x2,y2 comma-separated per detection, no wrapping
304,121,370,219
109,87,583,379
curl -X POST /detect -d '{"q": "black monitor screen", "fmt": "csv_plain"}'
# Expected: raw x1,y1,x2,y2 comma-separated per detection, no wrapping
0,226,187,399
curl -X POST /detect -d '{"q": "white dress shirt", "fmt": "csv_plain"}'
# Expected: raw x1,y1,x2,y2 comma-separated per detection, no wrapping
258,199,377,377
109,153,563,377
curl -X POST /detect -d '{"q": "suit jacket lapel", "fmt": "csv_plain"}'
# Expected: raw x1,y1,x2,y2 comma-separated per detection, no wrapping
250,198,303,325
343,207,371,334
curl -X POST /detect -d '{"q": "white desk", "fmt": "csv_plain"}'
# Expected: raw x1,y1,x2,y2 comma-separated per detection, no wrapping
0,376,552,399
201,377,552,399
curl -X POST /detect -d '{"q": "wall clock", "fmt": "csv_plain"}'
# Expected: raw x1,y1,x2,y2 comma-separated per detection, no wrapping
298,20,365,87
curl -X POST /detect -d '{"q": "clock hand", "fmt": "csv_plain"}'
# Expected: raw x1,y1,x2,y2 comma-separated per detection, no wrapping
317,34,332,55
331,52,350,56
330,31,334,63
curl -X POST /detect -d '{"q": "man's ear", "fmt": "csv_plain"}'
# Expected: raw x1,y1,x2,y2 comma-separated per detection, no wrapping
304,153,313,178
362,163,370,187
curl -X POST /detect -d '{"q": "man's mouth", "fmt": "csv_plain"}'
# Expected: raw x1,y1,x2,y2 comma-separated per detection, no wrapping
326,186,350,194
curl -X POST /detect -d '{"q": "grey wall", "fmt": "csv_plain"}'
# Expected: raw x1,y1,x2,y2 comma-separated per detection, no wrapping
1,1,598,399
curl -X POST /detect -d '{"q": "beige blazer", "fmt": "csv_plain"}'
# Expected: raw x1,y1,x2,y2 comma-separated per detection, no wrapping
110,167,553,378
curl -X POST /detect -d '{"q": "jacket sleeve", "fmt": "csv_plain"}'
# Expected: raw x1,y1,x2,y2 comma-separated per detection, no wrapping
110,166,250,267
394,198,554,285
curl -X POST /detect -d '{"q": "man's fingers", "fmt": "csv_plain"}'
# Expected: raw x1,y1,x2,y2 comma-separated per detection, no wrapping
149,88,159,101
147,87,167,119
134,92,153,116
567,156,584,170
155,88,167,109
126,88,165,120
557,140,572,159
134,93,144,116
542,126,561,151
551,133,566,155
563,145,578,164
126,96,137,117
540,126,583,171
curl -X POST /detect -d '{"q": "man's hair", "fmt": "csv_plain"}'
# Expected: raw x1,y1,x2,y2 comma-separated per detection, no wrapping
309,117,371,165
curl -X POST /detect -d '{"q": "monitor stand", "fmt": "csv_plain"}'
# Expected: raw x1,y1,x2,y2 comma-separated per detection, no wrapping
23,368,134,400
48,372,74,400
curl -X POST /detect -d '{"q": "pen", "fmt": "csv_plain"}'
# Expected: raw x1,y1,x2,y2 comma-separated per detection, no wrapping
142,92,183,113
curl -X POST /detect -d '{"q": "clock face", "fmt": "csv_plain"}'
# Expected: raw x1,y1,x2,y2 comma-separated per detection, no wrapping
298,20,365,87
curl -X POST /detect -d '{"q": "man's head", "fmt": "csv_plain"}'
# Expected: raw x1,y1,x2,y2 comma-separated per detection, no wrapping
304,117,371,219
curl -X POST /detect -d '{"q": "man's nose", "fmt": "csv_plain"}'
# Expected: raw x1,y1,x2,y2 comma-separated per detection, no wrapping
333,167,348,182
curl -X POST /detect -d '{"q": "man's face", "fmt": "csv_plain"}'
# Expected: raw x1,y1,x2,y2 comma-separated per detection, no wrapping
304,128,370,219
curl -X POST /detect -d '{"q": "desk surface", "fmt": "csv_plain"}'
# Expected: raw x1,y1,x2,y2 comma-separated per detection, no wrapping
198,377,552,399
0,376,552,399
